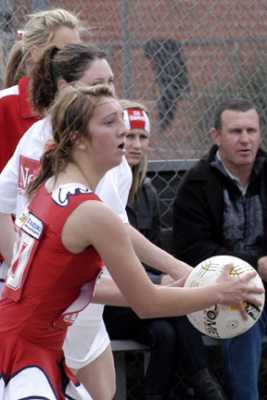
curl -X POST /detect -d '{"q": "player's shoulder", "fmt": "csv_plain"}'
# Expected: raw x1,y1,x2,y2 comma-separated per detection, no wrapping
0,84,19,100
81,196,119,222
19,117,52,147
25,117,51,137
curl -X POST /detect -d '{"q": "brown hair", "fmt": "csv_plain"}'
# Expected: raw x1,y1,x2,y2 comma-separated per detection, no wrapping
214,98,258,130
28,84,114,195
30,43,107,115
4,8,82,88
121,99,150,202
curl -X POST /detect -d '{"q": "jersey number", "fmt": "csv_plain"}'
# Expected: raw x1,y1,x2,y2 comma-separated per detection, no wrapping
5,232,38,301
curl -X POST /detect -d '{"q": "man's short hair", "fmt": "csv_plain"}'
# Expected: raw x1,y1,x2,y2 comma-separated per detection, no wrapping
214,98,258,130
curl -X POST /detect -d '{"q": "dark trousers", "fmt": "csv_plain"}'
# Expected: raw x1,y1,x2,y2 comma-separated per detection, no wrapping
103,306,208,398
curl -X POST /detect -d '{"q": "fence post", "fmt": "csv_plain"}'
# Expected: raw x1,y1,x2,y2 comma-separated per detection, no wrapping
120,0,132,99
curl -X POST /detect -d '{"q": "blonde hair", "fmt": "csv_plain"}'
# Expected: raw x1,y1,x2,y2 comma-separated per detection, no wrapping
28,84,114,195
5,8,82,87
121,99,150,203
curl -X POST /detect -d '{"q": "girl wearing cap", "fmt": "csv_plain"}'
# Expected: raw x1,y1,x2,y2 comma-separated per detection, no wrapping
104,100,172,400
120,100,162,275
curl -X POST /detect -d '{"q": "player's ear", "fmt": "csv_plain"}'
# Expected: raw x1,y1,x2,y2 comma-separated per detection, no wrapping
57,79,68,91
72,132,88,151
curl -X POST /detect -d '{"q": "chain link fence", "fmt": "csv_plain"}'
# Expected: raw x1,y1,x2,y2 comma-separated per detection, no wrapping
1,1,267,160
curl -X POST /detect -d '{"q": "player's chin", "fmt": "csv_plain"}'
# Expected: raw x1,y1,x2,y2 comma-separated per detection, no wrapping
235,154,255,165
109,152,124,168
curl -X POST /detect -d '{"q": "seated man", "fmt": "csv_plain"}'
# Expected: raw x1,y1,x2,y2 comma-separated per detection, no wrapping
172,97,267,400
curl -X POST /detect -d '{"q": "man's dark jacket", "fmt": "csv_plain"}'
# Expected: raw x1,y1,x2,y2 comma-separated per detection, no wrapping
172,145,267,268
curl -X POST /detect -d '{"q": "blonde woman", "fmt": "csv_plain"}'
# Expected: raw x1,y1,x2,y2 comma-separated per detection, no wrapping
121,100,161,259
0,8,81,171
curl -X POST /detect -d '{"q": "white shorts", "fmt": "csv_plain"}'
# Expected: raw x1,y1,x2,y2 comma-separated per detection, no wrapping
64,303,110,370
0,367,92,399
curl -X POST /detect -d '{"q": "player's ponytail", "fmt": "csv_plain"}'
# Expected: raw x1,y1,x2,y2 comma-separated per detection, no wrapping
30,46,60,115
30,43,108,116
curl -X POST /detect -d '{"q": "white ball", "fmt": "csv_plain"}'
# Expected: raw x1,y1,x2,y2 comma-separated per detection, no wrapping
184,255,265,339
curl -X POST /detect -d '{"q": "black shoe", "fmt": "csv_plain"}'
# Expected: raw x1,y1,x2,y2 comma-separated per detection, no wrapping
190,368,227,400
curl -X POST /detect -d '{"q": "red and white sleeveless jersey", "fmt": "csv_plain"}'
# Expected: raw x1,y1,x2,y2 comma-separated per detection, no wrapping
0,182,104,350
